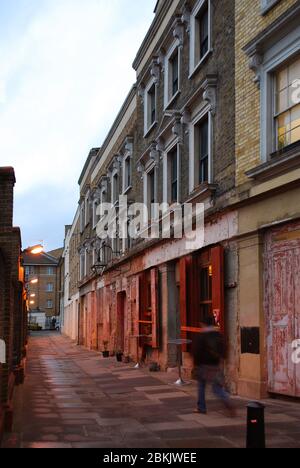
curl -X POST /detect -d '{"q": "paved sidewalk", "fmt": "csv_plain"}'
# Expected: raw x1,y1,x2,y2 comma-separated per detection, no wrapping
2,332,300,448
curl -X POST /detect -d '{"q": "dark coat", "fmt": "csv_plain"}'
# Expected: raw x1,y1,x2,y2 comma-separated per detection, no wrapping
192,330,226,367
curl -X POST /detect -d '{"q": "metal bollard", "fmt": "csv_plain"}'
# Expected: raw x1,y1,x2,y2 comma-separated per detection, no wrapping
246,402,266,449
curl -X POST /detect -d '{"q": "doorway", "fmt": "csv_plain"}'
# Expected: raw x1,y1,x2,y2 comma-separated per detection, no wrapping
265,223,300,397
117,292,126,354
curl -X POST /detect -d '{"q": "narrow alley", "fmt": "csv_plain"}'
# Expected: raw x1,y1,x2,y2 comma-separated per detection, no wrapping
2,332,300,449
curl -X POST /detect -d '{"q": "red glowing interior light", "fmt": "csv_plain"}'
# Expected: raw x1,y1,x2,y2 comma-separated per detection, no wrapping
251,420,258,424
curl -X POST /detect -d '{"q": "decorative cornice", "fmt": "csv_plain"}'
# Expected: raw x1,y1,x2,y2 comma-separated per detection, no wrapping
124,136,134,155
150,57,161,85
172,113,184,142
149,142,160,166
181,3,191,33
173,17,185,48
202,75,218,116
248,51,263,89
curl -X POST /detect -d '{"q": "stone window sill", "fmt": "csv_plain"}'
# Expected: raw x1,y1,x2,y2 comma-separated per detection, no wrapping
246,141,300,182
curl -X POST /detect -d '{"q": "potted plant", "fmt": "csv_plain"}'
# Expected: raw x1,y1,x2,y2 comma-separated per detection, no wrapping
102,341,110,358
116,350,123,362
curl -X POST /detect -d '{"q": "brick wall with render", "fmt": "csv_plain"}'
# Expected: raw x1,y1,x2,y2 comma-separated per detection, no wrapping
235,0,298,187
0,167,27,443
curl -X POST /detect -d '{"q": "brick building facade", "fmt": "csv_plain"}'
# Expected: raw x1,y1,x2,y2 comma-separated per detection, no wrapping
0,167,27,444
62,0,300,399
23,250,62,329
64,0,239,393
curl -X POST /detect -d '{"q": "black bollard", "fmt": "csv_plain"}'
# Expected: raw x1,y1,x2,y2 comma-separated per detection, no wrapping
246,402,266,449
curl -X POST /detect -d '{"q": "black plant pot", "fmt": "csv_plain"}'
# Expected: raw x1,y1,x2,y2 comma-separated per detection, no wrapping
116,353,123,362
102,351,110,358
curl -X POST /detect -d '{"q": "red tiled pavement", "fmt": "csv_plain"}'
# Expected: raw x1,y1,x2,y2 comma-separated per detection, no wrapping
2,332,300,448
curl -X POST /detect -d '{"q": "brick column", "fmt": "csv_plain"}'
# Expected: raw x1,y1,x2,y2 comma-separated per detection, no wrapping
0,168,16,230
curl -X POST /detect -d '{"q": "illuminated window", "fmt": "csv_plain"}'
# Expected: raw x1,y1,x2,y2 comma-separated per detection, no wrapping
275,56,300,150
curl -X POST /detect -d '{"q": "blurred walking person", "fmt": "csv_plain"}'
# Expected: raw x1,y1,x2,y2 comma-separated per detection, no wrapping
192,316,235,416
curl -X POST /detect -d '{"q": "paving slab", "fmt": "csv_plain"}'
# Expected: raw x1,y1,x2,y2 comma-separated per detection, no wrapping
2,332,300,449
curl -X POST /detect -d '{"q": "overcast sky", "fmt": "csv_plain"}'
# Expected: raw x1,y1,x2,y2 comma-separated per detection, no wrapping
0,0,155,251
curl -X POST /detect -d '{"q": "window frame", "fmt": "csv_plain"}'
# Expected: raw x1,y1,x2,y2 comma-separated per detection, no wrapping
260,30,300,162
163,141,181,204
111,171,120,205
164,40,181,109
92,197,100,230
189,107,212,193
144,78,157,136
142,161,158,223
261,0,281,15
84,191,90,227
189,0,212,78
273,57,300,152
46,283,54,292
123,152,132,194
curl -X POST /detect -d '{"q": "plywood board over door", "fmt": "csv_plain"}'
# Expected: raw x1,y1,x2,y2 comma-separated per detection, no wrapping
265,222,300,397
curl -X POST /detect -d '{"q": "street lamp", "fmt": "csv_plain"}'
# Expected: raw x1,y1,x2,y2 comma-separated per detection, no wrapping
23,244,44,255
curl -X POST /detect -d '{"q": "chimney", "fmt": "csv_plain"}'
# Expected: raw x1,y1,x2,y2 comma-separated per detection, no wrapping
0,167,16,230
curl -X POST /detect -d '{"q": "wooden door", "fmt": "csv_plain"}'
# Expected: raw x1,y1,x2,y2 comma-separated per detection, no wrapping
265,224,300,397
117,292,126,353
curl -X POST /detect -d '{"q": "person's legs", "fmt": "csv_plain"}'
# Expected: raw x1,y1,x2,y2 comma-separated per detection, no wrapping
197,366,207,413
212,369,232,409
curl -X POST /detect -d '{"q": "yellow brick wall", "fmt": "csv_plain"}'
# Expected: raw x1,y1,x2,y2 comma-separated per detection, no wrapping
235,0,298,186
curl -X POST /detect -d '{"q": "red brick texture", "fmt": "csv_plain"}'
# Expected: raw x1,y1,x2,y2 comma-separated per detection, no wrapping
0,167,27,444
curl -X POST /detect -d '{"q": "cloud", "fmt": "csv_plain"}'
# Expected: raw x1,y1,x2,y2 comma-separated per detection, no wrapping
0,0,155,249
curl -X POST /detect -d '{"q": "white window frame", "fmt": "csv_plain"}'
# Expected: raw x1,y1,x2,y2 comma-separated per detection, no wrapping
79,251,85,280
163,139,181,205
144,78,157,136
47,267,55,276
142,161,158,222
123,151,132,194
164,40,181,109
261,0,281,15
46,283,54,292
80,201,85,233
260,26,300,162
92,198,98,229
189,106,212,193
189,0,212,78
111,170,119,205
84,191,90,227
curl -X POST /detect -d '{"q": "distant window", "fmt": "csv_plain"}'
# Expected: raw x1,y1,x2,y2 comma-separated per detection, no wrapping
46,283,54,292
112,173,119,204
190,112,211,191
25,266,35,278
144,80,157,134
197,116,209,184
164,43,180,107
80,202,85,233
168,147,179,203
148,85,156,127
190,0,211,75
80,252,85,280
47,267,55,276
84,192,90,227
147,169,156,220
47,300,53,309
124,155,132,191
92,198,100,229
275,56,300,151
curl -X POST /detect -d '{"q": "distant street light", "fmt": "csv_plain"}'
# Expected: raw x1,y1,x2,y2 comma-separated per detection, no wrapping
23,244,44,255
